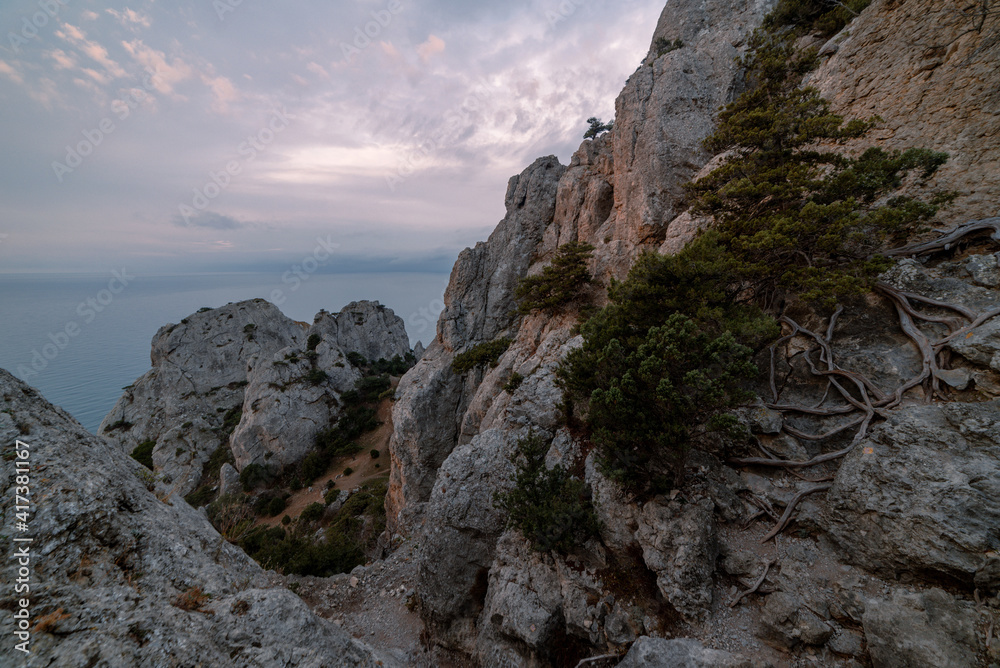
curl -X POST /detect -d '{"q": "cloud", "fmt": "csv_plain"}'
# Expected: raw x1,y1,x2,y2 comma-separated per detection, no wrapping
306,62,329,79
416,35,446,62
0,61,24,86
46,49,78,70
122,39,193,95
172,211,248,230
106,8,152,29
58,24,128,79
81,10,99,21
201,73,240,113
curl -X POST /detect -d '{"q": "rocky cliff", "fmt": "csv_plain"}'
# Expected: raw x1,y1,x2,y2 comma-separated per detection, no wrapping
384,0,1000,665
100,299,411,495
3,0,999,666
0,369,394,667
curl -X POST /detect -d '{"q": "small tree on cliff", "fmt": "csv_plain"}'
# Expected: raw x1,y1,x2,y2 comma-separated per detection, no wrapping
584,117,614,139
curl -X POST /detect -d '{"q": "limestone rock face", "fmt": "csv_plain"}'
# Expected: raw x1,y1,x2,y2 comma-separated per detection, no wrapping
417,428,519,645
99,299,305,495
811,0,1000,224
474,531,607,665
388,0,778,658
102,299,411,490
822,400,1000,582
386,156,565,531
635,499,718,623
317,301,411,362
608,0,777,248
384,0,1000,664
0,370,392,667
862,588,980,668
615,637,753,668
228,318,361,471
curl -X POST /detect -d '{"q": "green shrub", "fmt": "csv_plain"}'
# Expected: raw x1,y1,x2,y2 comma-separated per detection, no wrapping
653,36,684,58
281,515,291,525
494,433,599,554
503,372,524,393
686,20,947,307
763,0,871,38
369,354,416,376
346,351,367,368
516,242,595,314
324,487,341,505
304,368,328,386
218,406,242,439
307,333,321,351
104,419,133,433
198,307,212,313
300,502,326,523
343,467,354,476
181,421,193,429
452,338,512,374
239,463,275,491
266,495,287,517
370,449,380,459
131,440,156,470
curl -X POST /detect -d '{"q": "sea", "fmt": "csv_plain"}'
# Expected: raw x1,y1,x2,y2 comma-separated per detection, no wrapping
0,272,449,434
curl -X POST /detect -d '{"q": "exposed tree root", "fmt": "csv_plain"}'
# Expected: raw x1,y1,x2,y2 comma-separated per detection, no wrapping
730,219,1000,540
761,485,832,543
886,217,1000,257
730,558,777,608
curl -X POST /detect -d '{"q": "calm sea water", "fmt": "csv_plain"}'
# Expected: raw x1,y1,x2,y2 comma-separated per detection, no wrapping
0,272,448,433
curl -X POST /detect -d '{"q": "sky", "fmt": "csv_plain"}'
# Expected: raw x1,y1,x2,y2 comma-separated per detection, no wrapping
0,0,665,276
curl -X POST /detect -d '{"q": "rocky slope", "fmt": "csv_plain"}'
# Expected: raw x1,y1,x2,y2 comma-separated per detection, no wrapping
100,299,411,495
384,0,1000,665
0,369,395,667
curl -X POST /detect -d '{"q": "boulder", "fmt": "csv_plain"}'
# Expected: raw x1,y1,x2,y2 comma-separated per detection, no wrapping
757,592,834,649
823,401,1000,582
615,637,753,668
635,499,718,623
862,588,979,668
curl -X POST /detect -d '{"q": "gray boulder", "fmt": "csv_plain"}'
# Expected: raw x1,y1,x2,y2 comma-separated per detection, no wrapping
615,637,753,668
862,588,979,668
635,499,718,623
823,401,1000,582
314,301,410,363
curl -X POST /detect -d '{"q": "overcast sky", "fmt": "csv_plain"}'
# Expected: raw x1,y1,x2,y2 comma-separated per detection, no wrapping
0,0,664,275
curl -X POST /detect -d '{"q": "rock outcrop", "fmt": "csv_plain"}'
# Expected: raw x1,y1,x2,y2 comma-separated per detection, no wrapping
101,299,411,494
823,400,1000,583
0,370,392,667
